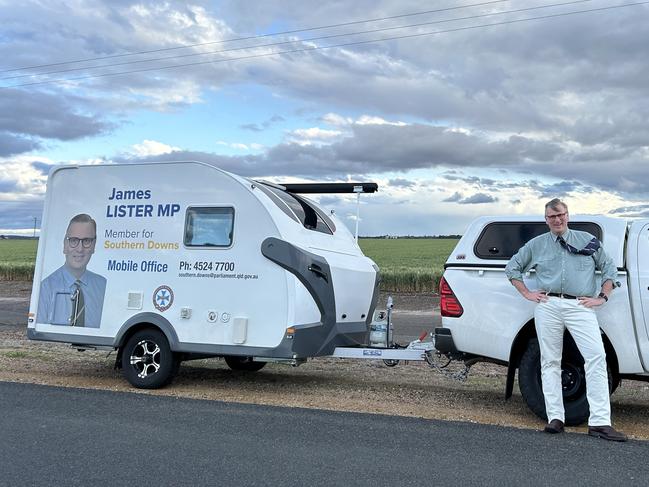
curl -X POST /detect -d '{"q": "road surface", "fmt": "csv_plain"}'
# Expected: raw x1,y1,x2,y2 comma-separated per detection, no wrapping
1,381,647,487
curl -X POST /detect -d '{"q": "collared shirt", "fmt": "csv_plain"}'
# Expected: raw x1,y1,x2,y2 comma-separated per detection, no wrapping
505,229,617,297
37,265,107,328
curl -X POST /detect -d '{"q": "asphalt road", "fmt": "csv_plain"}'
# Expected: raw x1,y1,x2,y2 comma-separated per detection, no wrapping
1,381,647,487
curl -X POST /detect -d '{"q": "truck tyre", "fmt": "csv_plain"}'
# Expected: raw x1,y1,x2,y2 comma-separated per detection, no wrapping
121,329,179,389
518,337,615,426
224,356,266,372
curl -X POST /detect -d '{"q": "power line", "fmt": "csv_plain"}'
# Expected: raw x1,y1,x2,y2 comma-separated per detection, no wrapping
0,0,513,74
3,1,647,90
0,0,596,81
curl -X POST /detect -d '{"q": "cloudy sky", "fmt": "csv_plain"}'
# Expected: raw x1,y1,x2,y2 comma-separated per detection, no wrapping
1,0,648,236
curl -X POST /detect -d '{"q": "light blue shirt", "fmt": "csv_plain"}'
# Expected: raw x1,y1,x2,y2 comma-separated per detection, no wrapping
505,229,617,297
37,266,107,328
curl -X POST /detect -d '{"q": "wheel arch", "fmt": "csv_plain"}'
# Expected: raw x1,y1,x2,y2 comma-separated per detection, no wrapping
113,313,179,369
505,319,536,399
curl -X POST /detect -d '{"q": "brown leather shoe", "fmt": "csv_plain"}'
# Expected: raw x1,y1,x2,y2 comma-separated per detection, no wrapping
588,425,627,442
544,419,564,434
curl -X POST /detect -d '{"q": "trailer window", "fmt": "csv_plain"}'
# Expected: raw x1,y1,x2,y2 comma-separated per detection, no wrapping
257,183,334,235
474,222,603,260
184,207,234,247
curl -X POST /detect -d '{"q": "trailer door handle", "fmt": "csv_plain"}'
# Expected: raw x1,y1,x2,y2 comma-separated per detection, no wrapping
308,264,328,282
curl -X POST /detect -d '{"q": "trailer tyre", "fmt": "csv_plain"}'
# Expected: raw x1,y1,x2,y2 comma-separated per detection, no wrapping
224,356,266,372
121,329,179,389
518,337,614,426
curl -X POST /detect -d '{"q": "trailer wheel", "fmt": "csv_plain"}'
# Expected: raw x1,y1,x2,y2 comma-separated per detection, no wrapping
121,329,179,389
225,356,266,372
518,337,615,426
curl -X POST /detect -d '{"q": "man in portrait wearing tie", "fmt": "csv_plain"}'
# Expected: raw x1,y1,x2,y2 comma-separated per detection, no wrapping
505,198,626,441
37,213,107,329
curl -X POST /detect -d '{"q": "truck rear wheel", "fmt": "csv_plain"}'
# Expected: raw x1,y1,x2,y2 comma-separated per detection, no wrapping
121,329,179,389
224,356,266,372
518,337,615,426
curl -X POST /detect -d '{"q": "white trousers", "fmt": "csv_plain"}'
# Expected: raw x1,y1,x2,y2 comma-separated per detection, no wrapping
534,297,611,426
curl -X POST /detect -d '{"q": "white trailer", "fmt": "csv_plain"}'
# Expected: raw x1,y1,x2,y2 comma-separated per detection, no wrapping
29,161,440,389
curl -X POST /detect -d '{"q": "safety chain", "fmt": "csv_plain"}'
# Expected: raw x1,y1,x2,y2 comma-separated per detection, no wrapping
424,350,473,382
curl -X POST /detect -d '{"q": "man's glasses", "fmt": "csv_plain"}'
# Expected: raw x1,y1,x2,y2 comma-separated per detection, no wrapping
545,212,567,221
66,237,96,248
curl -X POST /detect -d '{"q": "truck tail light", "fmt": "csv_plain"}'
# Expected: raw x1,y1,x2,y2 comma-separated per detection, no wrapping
440,276,464,317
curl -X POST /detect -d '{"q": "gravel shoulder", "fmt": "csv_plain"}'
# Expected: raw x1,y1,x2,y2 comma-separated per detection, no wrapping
2,280,649,440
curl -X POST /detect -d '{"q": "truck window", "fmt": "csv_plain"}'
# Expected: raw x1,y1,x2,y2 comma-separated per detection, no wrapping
474,222,603,260
257,183,334,235
184,207,234,247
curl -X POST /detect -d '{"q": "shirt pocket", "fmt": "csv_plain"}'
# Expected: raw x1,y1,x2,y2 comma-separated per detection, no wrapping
570,254,594,273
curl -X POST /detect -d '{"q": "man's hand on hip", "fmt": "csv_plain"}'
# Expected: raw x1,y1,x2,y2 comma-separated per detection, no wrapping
579,296,606,308
524,290,549,304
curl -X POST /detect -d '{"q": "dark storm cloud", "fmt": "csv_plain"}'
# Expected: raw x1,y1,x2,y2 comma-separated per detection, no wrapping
388,178,415,189
441,172,597,201
442,192,462,203
443,174,496,186
0,132,40,156
239,114,285,132
0,90,113,143
530,180,585,198
609,204,649,215
114,115,649,199
0,201,44,230
457,193,498,204
3,0,647,203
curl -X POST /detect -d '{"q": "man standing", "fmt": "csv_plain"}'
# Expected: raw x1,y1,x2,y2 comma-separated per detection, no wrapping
37,213,106,328
505,199,626,441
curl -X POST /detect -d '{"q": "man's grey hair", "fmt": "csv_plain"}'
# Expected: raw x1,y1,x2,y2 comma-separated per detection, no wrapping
66,213,97,236
545,198,568,213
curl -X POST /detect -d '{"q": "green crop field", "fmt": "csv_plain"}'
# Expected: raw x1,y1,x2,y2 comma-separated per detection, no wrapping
0,237,457,292
0,239,38,262
0,239,38,280
359,238,457,293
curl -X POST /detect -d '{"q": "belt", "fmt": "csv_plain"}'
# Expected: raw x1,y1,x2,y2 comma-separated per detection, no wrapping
546,292,578,299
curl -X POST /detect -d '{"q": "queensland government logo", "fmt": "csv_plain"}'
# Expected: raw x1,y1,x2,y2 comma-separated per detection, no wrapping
153,285,174,312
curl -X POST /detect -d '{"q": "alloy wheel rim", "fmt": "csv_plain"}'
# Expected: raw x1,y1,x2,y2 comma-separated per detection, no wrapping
130,339,161,378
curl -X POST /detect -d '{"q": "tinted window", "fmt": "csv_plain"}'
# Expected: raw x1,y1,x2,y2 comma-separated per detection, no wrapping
255,183,300,223
184,207,234,247
257,183,334,235
293,194,336,234
474,222,603,260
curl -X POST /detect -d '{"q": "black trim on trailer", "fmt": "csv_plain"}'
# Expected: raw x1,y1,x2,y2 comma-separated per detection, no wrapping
261,236,368,356
277,182,378,194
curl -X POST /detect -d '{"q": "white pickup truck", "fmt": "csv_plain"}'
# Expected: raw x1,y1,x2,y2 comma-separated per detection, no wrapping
433,215,649,425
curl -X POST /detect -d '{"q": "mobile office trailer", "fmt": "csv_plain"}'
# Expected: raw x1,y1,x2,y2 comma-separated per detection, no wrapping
28,161,382,388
